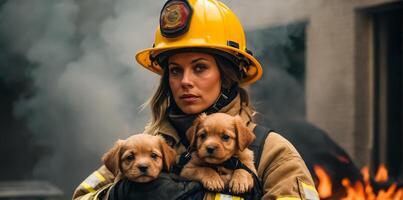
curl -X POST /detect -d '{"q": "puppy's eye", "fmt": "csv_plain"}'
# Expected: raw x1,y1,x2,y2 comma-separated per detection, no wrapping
199,132,207,140
126,154,135,162
221,134,230,141
151,152,158,160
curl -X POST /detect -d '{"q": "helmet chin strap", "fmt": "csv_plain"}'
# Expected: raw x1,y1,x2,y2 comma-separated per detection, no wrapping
211,92,228,112
204,85,238,114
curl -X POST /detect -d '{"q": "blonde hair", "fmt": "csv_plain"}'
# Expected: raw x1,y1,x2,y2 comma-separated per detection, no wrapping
144,55,255,134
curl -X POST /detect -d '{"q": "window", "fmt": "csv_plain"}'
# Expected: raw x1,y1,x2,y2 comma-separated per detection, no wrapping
372,2,403,180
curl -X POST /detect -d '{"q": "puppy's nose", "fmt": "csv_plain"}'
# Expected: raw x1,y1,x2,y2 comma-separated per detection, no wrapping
206,146,215,154
138,165,148,173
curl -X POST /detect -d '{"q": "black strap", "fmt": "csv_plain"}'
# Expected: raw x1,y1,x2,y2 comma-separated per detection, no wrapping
220,157,263,200
222,157,260,184
222,157,254,174
250,125,272,168
171,151,192,175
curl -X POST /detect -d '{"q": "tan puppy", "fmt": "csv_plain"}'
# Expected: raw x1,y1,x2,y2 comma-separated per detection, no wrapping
180,113,256,194
103,134,176,183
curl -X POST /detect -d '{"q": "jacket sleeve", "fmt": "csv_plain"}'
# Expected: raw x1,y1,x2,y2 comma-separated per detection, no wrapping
72,165,115,200
257,132,319,200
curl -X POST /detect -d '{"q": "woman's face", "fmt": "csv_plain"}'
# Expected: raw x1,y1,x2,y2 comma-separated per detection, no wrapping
168,52,221,114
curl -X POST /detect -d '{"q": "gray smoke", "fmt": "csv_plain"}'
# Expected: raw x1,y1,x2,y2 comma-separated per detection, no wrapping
222,0,309,121
247,23,307,121
0,0,311,197
0,0,164,197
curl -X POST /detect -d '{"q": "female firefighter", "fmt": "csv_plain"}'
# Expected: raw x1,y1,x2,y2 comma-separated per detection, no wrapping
73,0,319,199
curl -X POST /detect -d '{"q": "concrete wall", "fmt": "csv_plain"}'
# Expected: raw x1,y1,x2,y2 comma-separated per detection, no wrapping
224,0,399,167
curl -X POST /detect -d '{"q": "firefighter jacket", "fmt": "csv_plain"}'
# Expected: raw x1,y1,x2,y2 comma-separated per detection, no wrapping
72,95,319,200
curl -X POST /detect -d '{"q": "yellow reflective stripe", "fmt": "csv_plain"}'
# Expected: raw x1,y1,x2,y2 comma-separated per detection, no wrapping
300,181,319,200
80,170,107,193
301,181,317,192
214,193,244,200
94,171,106,182
276,197,301,200
80,182,96,193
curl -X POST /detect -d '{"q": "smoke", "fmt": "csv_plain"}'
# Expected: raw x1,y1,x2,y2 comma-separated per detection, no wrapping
0,0,164,196
221,0,309,121
0,0,312,197
247,23,307,121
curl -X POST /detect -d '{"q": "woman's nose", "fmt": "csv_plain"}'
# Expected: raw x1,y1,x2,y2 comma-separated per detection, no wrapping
180,69,193,87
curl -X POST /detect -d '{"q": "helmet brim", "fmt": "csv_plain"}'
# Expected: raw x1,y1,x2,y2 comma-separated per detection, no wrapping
135,44,262,86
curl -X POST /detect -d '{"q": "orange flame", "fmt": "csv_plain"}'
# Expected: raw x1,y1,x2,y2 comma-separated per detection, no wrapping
314,165,333,198
315,164,403,200
374,164,388,182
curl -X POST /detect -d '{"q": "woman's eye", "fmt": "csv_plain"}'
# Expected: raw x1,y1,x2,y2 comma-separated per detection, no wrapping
222,134,230,141
194,64,207,72
169,66,182,75
151,153,158,160
126,154,135,161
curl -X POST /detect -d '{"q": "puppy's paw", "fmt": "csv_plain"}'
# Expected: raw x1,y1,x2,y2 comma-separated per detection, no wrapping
229,169,254,194
201,173,225,192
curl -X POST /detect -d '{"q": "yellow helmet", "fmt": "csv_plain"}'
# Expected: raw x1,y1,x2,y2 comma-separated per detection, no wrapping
135,0,263,86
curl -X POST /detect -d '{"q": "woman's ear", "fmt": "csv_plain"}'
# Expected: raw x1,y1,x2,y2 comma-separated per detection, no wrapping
234,115,255,151
186,113,207,148
102,139,125,176
159,137,177,171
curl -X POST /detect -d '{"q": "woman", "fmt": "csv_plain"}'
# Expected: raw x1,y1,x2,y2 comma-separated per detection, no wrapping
73,0,319,199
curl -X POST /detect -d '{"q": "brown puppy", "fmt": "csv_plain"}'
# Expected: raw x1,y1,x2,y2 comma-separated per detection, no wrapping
103,134,176,183
180,113,256,194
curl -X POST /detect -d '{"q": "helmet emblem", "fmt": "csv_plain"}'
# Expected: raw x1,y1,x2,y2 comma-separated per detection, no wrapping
163,4,182,28
160,0,192,38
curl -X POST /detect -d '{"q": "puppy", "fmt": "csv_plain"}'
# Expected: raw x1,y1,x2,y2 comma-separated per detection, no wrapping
180,113,256,194
102,134,176,183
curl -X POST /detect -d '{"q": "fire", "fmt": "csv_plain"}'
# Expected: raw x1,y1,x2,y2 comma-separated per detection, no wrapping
374,164,388,182
314,165,333,198
315,165,403,200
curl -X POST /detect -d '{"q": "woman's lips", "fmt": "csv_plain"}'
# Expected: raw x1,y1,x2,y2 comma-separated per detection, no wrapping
180,94,199,104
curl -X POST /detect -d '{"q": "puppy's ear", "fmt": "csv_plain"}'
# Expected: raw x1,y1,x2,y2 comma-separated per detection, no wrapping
234,115,256,151
186,113,207,148
102,139,125,176
159,137,177,171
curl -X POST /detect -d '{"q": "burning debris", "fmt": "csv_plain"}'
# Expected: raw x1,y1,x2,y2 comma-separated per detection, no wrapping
316,164,403,200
